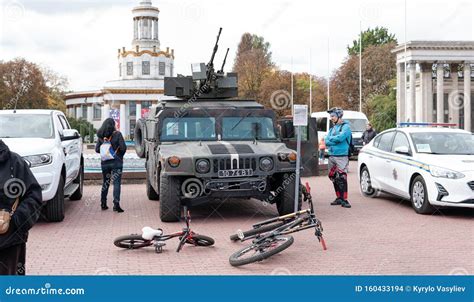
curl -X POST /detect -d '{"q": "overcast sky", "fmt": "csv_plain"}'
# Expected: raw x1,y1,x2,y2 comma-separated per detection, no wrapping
0,0,472,91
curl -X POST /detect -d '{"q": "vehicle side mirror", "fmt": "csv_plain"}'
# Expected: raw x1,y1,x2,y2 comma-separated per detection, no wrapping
61,129,80,141
280,121,295,139
395,146,411,156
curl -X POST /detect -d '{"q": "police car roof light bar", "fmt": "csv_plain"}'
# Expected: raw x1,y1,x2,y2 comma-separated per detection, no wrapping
398,122,458,128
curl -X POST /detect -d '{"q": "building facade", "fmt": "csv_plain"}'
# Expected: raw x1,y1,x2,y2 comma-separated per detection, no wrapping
392,41,474,132
65,0,174,139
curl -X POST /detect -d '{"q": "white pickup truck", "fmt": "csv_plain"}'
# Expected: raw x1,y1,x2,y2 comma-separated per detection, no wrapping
0,109,84,222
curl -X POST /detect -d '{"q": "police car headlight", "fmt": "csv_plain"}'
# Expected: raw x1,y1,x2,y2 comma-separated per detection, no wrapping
429,165,465,179
23,154,53,168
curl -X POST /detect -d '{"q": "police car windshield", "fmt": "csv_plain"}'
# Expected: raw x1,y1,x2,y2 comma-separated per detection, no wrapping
0,114,54,139
411,132,474,155
161,117,216,141
222,117,277,140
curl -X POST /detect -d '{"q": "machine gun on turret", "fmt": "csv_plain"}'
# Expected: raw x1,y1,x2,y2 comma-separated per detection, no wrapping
164,28,238,100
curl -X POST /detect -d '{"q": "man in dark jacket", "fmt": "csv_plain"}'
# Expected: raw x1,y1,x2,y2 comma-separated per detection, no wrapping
361,122,377,145
0,140,43,275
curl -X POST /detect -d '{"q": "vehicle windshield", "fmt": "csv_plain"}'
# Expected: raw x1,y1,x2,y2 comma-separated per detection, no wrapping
222,117,277,140
161,117,216,141
411,132,474,155
346,119,367,132
0,114,54,139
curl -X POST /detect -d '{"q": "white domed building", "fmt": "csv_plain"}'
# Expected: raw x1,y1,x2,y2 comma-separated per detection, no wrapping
65,0,174,139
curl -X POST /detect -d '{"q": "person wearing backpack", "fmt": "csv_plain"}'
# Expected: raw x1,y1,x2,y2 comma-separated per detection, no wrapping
325,107,352,208
95,118,127,212
0,139,43,275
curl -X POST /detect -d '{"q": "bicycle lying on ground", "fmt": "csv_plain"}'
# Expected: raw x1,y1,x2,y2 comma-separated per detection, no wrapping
229,182,326,266
114,205,214,253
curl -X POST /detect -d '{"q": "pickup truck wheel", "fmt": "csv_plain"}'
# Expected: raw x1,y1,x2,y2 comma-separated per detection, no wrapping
134,120,146,158
159,175,181,222
69,162,84,201
146,175,159,200
275,173,301,216
43,176,65,222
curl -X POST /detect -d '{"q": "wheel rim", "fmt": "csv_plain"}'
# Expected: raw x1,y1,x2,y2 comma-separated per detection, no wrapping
234,237,290,259
121,238,149,249
360,170,373,194
412,181,425,208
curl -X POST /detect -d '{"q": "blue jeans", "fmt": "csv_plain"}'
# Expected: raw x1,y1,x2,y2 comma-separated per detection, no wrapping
101,160,123,206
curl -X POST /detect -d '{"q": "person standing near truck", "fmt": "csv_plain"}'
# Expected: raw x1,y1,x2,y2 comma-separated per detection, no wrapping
325,107,352,208
361,122,377,145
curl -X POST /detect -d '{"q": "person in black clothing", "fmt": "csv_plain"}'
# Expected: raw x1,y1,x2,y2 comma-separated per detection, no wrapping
0,140,43,275
95,118,127,212
361,122,377,145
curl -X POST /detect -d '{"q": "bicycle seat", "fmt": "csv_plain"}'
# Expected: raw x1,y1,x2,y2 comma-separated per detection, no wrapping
141,227,163,240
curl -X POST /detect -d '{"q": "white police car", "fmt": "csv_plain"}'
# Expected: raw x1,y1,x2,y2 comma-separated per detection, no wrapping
357,123,474,214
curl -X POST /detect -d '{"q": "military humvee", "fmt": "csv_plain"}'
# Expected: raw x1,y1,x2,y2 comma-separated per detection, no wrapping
134,28,300,222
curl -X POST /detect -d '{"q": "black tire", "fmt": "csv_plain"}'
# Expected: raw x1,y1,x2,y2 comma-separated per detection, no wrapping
410,175,435,214
134,119,146,158
274,173,301,216
146,174,159,200
43,176,65,222
359,166,377,198
69,162,84,201
229,235,294,267
187,234,215,246
229,221,286,241
159,175,181,222
114,234,152,249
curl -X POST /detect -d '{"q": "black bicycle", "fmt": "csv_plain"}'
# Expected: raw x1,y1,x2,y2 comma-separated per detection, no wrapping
229,182,326,266
114,205,214,253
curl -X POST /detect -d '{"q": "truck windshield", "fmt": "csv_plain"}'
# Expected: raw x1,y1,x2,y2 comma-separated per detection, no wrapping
222,117,276,140
161,117,216,141
411,132,474,155
0,114,54,139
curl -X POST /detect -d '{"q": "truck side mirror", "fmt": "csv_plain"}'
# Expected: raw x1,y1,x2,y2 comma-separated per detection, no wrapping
280,121,295,139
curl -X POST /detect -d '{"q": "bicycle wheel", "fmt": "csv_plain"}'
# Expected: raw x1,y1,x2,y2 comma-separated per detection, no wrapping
114,234,152,249
229,235,294,267
187,234,215,247
229,221,286,241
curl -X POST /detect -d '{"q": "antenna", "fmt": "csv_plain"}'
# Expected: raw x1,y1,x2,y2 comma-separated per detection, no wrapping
219,48,230,73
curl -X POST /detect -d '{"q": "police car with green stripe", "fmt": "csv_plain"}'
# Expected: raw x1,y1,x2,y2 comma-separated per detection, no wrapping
358,123,474,214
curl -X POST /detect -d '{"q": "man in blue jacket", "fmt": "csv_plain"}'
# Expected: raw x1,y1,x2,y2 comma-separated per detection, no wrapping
325,107,352,208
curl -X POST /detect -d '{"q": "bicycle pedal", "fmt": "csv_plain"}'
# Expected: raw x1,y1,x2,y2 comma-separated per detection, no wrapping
154,241,166,248
236,229,245,240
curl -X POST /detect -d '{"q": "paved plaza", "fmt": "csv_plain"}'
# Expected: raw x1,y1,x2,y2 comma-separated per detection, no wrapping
26,162,473,275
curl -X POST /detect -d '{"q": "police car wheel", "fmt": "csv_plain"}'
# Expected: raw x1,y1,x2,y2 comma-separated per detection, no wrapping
360,166,376,197
410,176,435,214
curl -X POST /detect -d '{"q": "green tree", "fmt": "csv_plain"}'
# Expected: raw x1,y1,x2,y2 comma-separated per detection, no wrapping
347,27,397,56
366,79,397,132
68,117,96,143
233,33,274,99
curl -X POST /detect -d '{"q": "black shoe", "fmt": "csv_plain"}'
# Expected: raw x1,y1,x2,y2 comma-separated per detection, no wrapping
340,200,352,208
101,205,109,210
113,205,124,213
330,198,343,206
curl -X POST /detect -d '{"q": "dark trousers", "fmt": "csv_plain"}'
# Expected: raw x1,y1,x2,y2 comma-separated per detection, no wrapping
101,160,123,206
0,243,26,275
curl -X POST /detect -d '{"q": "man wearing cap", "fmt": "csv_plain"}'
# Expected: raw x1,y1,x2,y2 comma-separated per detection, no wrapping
325,107,352,208
0,139,43,275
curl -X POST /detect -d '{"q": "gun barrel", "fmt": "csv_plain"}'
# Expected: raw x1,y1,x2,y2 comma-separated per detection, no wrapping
209,27,222,66
220,48,230,72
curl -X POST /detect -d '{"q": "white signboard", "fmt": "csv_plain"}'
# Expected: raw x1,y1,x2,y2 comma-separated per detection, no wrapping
293,105,308,126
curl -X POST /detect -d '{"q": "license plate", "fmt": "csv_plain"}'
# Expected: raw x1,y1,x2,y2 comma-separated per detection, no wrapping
218,169,253,178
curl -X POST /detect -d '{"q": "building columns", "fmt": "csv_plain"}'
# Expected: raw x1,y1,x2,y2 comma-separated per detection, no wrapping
408,62,417,122
420,63,433,122
396,63,406,123
102,102,110,121
436,63,445,123
464,63,472,132
120,102,126,135
136,102,142,121
87,105,93,123
76,106,82,120
449,64,459,125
